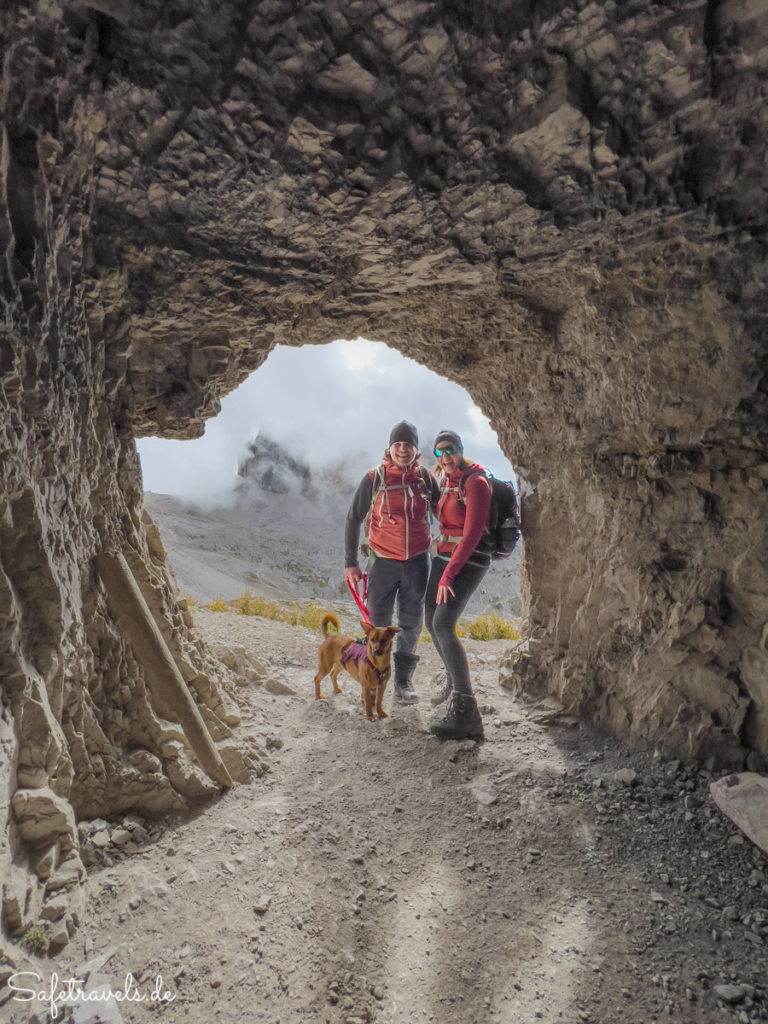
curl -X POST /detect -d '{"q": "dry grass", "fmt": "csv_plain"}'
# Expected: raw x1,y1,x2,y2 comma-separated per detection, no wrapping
205,591,520,642
209,590,334,631
458,612,521,641
421,612,521,643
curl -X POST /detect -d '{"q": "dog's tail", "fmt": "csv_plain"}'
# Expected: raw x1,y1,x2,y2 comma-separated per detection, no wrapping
320,613,340,638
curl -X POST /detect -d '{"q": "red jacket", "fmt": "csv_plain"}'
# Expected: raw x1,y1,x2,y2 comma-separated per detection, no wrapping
367,456,432,561
436,463,492,587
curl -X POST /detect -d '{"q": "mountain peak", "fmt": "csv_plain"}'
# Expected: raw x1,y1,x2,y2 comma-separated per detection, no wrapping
237,435,311,496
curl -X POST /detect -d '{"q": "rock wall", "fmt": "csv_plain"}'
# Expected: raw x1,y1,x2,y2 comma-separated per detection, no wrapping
1,0,768,944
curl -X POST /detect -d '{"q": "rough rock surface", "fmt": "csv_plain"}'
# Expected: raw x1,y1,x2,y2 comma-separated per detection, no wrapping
1,0,768,944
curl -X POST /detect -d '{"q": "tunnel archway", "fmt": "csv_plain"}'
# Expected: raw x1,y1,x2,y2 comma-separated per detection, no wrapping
136,336,524,617
2,0,767,945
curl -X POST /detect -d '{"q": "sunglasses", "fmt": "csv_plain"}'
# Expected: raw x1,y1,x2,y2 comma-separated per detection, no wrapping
434,445,459,457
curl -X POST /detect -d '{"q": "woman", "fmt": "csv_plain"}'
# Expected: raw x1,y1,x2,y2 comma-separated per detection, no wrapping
425,430,492,740
345,421,439,703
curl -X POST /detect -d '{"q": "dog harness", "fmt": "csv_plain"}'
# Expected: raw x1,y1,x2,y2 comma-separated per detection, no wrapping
340,642,390,683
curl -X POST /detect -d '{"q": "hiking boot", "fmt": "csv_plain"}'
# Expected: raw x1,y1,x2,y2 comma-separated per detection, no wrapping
430,672,453,708
393,651,420,704
429,691,484,741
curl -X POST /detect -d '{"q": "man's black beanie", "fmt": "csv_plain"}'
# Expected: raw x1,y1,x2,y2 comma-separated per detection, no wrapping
389,421,419,447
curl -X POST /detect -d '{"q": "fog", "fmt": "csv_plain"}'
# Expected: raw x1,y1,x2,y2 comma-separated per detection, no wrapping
137,338,515,504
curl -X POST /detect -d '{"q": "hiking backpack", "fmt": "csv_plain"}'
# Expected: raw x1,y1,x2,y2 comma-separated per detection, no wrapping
455,471,521,560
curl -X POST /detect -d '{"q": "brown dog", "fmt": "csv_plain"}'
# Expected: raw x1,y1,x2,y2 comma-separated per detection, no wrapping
315,613,400,721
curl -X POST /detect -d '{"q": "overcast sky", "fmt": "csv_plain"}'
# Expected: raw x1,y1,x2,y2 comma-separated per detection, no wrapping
137,338,515,503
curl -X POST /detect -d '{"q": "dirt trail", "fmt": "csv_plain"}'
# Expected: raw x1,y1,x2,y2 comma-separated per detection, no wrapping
8,611,767,1024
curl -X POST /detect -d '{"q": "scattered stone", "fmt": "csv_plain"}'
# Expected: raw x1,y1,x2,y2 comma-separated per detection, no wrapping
32,843,59,882
714,984,744,1004
210,972,223,989
80,842,98,866
264,676,297,696
75,946,119,978
10,787,77,848
48,924,70,953
710,773,768,855
72,972,125,1024
615,769,638,786
471,785,499,806
110,828,132,846
254,895,272,915
47,855,85,891
553,714,581,728
40,895,69,922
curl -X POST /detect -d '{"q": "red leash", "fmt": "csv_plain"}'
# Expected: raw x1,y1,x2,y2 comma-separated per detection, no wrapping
346,573,371,624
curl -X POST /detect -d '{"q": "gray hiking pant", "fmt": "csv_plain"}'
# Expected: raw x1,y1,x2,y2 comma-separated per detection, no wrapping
424,556,489,694
366,552,430,657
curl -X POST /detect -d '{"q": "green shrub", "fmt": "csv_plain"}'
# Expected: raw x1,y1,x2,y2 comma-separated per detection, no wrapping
21,924,50,955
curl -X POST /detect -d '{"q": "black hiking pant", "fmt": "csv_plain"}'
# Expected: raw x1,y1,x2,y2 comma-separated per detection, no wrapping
367,552,430,658
424,556,489,695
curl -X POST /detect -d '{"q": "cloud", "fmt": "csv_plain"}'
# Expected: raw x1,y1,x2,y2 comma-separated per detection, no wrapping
136,338,516,502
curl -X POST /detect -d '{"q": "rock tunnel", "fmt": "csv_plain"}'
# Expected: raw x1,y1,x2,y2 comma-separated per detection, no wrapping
1,0,768,942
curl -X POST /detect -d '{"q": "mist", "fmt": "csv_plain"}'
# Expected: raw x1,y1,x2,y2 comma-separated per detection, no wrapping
136,338,515,504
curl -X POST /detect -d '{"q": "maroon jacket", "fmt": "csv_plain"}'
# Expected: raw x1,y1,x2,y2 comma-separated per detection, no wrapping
436,463,492,587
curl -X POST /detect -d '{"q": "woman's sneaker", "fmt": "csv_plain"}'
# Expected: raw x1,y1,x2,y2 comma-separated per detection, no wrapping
429,691,484,741
430,672,453,708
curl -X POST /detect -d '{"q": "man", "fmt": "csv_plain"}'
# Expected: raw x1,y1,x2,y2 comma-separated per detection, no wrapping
345,421,439,702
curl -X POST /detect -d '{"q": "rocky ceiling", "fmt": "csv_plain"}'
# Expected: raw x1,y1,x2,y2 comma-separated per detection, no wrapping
1,0,767,944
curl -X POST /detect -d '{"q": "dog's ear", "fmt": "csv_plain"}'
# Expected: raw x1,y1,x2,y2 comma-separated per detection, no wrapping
387,626,401,635
360,621,373,635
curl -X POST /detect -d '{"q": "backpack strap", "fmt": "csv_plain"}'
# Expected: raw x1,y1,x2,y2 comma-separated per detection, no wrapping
363,465,385,539
441,465,488,505
419,466,434,522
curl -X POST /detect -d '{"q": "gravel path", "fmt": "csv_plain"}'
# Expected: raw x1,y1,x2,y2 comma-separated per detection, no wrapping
13,610,766,1024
